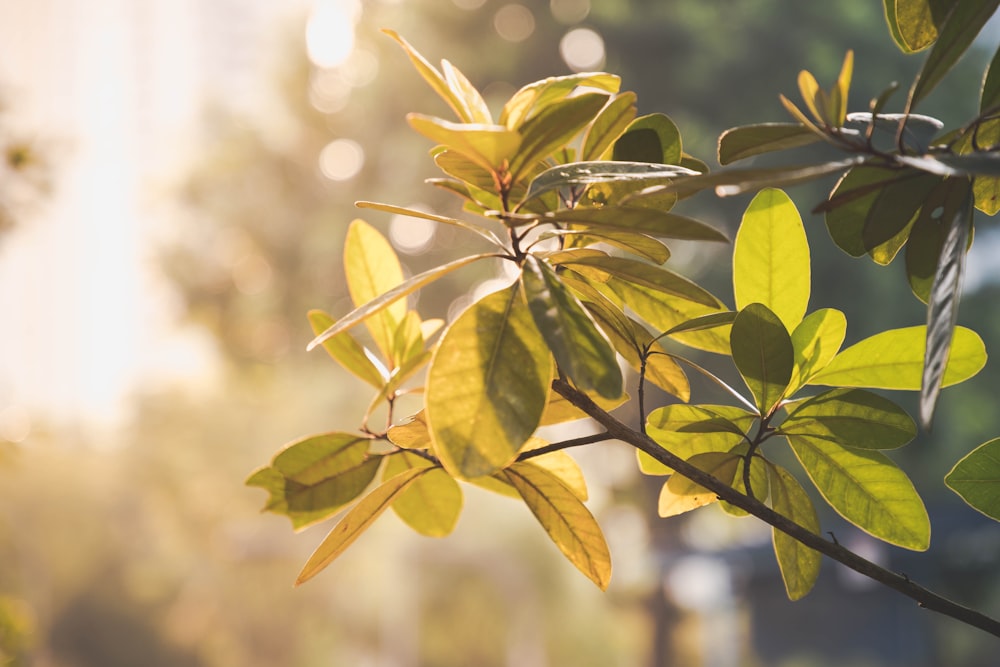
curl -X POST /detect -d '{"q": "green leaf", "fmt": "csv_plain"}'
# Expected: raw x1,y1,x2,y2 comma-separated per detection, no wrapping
910,0,1000,107
661,312,737,336
503,462,612,590
296,467,432,585
558,255,719,307
733,188,810,331
824,165,914,258
945,438,1000,521
355,201,505,247
344,219,407,361
809,325,986,390
308,252,498,351
545,206,728,242
887,0,957,53
643,405,756,474
427,282,552,478
788,308,848,394
501,72,620,130
730,304,794,416
523,161,698,204
522,256,622,399
539,229,671,264
788,436,930,550
905,201,948,302
308,310,387,389
718,123,823,165
721,452,770,516
408,114,521,171
767,463,822,600
780,388,917,450
657,157,865,199
384,451,462,537
582,92,638,161
509,93,611,181
612,113,682,165
861,172,941,262
658,452,741,517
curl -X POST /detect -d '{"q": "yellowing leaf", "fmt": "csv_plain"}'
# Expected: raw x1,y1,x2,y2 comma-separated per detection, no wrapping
539,389,627,426
384,452,462,537
767,463,822,600
787,308,847,394
658,452,741,517
734,189,810,331
788,436,930,550
643,405,755,475
426,283,551,479
503,462,612,590
387,411,432,449
407,114,521,171
526,445,588,501
296,467,431,585
344,220,406,361
611,279,731,355
808,325,986,390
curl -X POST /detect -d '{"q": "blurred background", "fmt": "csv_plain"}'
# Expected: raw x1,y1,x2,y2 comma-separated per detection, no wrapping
1,1,1000,665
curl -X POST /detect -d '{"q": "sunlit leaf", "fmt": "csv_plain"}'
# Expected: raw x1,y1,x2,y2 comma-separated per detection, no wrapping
643,405,755,474
945,438,1000,521
384,29,471,121
539,228,671,264
559,255,719,307
788,436,930,550
308,310,387,389
344,220,407,361
503,462,612,590
408,114,521,171
296,467,431,585
387,410,432,449
522,256,622,399
509,93,611,181
661,312,737,336
832,50,854,126
787,308,847,394
780,388,917,450
308,253,499,351
539,389,627,426
731,304,794,416
612,113,683,165
525,446,589,501
545,206,728,242
523,161,698,204
809,325,986,389
767,462,822,600
355,200,505,247
733,189,810,331
656,157,865,198
658,452,740,517
886,0,957,53
427,282,551,478
721,452,770,516
501,72,620,130
441,58,492,124
718,123,823,165
582,92,638,161
384,451,462,537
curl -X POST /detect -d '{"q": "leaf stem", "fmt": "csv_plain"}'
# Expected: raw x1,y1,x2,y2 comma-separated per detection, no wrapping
516,432,614,461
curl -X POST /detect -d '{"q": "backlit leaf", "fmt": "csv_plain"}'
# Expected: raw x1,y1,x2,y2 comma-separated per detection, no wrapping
384,451,462,537
539,389,627,426
612,113,683,165
809,325,986,389
721,452,770,516
733,188,810,331
384,29,471,121
523,161,698,204
308,310,388,389
658,452,740,517
887,0,957,53
355,200,505,247
509,93,610,180
643,405,755,474
945,438,1000,521
767,463,822,600
546,206,728,242
427,282,551,478
526,446,589,501
540,228,671,264
441,59,492,124
787,308,847,394
780,388,916,450
408,114,521,171
730,304,794,416
503,462,612,589
296,467,432,585
582,92,638,161
559,255,719,307
344,220,407,361
718,123,823,165
501,72,620,130
788,436,930,550
610,279,731,354
387,410,432,449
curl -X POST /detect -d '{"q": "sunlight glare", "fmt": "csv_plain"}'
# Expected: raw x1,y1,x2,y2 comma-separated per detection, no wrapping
319,139,365,180
390,205,437,255
560,27,605,71
306,0,362,69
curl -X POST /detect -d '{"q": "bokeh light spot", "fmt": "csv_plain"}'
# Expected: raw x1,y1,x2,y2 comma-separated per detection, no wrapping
307,0,361,68
560,27,606,72
551,0,591,24
232,254,273,295
319,139,365,181
390,207,437,255
494,4,536,42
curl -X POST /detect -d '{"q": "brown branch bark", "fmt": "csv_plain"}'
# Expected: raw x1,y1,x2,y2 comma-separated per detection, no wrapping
551,377,1000,639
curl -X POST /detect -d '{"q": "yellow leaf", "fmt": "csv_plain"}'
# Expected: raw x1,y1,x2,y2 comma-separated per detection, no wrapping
344,220,406,362
658,452,740,517
384,452,462,537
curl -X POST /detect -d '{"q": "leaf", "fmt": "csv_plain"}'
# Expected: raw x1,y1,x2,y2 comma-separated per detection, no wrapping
718,123,823,165
788,436,930,550
887,0,957,53
440,59,492,124
558,255,719,307
809,325,986,390
408,114,521,171
787,310,847,396
527,448,589,501
508,93,611,181
644,405,756,474
383,29,472,122
387,410,432,449
523,161,699,204
658,452,741,517
767,463,822,600
656,157,865,198
721,452,770,516
308,310,388,389
545,206,728,242
612,113,683,165
384,451,463,537
945,438,1000,521
780,388,917,450
426,282,552,478
503,462,612,590
344,220,407,361
824,165,917,257
832,50,854,126
501,72,620,130
662,312,737,336
582,92,638,161
539,388,627,426
861,172,941,260
521,256,622,399
539,229,671,264
909,0,1000,106
921,182,974,428
905,200,948,302
733,188,810,331
730,304,794,416
296,467,432,585
308,253,498,351
355,201,505,247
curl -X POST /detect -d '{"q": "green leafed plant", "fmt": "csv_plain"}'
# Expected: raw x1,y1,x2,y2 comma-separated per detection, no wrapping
249,22,1000,639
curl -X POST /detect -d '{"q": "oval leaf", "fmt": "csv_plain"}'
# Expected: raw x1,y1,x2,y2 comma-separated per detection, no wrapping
658,452,741,517
767,462,822,600
643,404,756,475
945,438,1000,521
731,304,794,416
781,388,917,450
384,452,463,537
718,123,823,165
788,308,847,394
344,220,407,360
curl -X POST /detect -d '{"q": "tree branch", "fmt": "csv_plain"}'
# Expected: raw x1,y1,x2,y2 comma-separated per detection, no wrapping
551,378,1000,638
516,431,613,461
